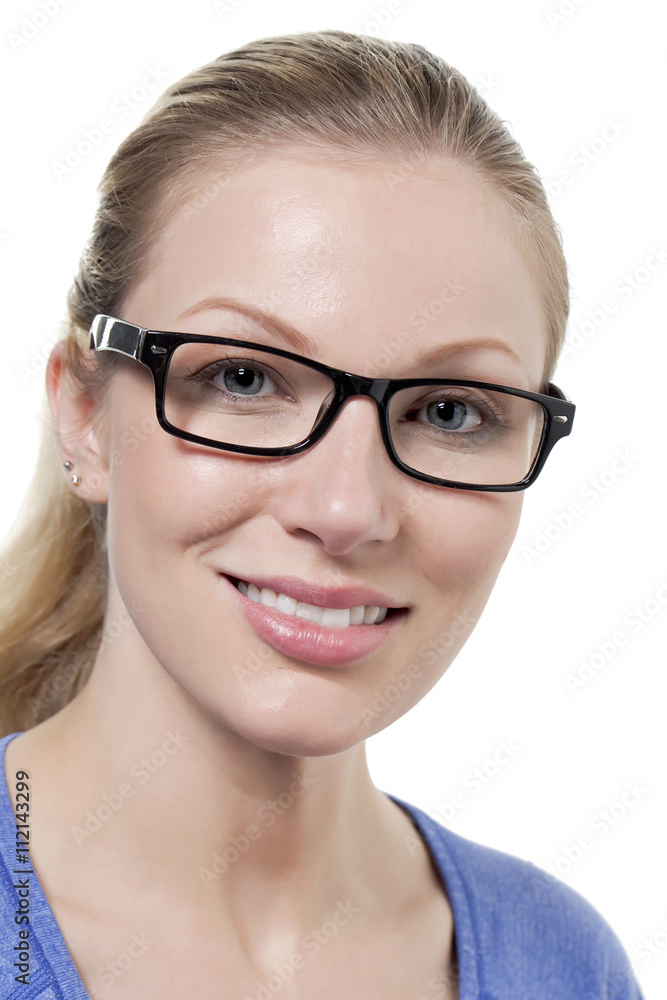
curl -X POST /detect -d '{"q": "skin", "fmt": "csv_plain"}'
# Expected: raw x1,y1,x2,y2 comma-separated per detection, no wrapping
5,146,548,998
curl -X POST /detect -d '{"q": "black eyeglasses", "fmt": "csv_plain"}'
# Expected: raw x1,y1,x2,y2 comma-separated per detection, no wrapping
89,315,575,492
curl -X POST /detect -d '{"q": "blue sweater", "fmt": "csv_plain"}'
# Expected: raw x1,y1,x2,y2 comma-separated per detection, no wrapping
0,732,644,999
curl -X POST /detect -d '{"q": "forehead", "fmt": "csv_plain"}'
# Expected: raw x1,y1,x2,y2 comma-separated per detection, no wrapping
128,148,548,388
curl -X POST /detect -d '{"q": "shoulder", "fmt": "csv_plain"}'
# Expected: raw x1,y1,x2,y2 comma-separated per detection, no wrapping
390,794,644,999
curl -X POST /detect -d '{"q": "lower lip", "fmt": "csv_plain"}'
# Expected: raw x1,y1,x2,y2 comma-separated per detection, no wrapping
219,574,408,666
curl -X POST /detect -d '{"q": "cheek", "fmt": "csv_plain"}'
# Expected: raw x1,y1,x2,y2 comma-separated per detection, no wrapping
103,395,281,664
106,435,257,585
347,490,524,741
104,365,264,564
103,436,269,711
413,487,522,591
407,488,522,670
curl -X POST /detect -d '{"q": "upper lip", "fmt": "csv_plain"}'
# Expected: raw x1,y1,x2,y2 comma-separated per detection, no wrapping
221,572,406,610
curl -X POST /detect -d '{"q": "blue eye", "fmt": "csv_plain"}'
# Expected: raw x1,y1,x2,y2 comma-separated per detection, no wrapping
214,364,270,395
424,398,483,432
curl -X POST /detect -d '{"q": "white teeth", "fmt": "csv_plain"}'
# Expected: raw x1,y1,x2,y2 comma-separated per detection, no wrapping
320,607,351,628
275,592,297,615
233,579,390,626
295,601,323,624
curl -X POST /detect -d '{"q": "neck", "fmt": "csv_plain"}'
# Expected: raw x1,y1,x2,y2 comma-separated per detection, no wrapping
6,633,421,937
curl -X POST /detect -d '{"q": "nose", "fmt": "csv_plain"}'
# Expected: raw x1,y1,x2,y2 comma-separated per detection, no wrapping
272,396,402,556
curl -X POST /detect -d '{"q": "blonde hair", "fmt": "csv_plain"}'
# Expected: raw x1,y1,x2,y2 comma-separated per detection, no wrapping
0,29,569,735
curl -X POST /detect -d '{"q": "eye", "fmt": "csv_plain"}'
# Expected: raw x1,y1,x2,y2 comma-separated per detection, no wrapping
410,395,484,432
211,362,279,396
429,398,482,431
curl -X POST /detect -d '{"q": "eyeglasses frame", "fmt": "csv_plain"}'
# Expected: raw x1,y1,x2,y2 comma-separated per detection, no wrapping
89,314,575,492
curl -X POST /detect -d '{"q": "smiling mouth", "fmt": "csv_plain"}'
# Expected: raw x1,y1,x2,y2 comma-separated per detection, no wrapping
226,575,404,628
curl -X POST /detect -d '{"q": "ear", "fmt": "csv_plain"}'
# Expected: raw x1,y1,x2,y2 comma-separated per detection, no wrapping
46,340,110,504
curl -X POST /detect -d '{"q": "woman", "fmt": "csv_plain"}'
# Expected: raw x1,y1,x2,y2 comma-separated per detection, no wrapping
0,30,643,999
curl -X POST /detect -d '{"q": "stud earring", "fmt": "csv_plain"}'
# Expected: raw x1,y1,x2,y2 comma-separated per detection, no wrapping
63,460,82,487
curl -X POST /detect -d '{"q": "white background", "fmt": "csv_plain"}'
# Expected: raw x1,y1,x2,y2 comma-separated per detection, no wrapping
0,0,665,995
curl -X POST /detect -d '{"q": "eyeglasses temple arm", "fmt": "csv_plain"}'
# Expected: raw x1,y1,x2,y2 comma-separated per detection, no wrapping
89,315,146,360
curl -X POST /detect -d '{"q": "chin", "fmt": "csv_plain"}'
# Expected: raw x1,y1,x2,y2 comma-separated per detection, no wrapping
243,727,363,759
208,687,375,758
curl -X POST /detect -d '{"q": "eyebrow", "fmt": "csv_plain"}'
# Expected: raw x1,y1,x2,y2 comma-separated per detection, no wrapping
177,296,523,371
178,296,313,355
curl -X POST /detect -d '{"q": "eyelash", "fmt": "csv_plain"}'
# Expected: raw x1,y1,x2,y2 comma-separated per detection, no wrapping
181,357,293,398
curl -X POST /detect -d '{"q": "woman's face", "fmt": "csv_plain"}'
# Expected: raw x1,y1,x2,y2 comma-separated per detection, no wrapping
93,147,548,756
